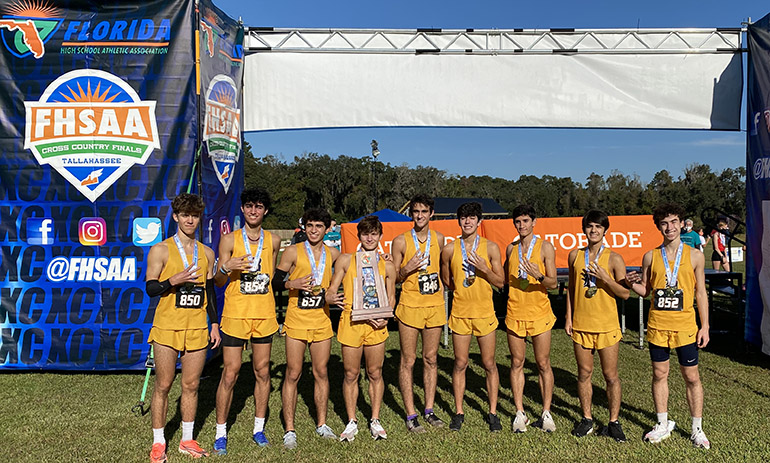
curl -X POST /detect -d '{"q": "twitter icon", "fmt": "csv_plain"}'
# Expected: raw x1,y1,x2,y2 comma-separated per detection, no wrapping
133,218,163,246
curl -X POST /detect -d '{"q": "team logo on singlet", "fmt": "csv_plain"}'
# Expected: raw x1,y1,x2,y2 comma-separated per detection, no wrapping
24,69,160,202
0,1,62,59
203,74,241,193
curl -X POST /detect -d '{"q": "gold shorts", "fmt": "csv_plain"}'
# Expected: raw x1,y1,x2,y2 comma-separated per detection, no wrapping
506,312,557,338
221,316,279,340
396,303,446,329
448,314,498,337
148,327,209,352
284,323,334,343
337,311,388,347
572,329,622,350
646,327,698,349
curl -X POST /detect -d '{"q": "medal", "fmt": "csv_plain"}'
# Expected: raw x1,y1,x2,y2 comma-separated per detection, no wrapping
519,278,529,290
304,240,327,296
660,242,683,295
411,229,431,273
311,284,322,296
460,235,480,288
583,244,605,296
463,275,476,287
586,287,597,298
517,236,537,288
241,228,264,273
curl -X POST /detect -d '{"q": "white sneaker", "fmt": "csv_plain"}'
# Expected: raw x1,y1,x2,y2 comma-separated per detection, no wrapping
339,419,359,442
644,420,676,444
369,419,388,440
691,429,711,449
512,411,530,433
536,410,556,433
316,424,336,439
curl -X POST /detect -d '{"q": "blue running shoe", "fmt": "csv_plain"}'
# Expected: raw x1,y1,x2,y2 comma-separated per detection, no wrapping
253,431,269,447
212,436,227,456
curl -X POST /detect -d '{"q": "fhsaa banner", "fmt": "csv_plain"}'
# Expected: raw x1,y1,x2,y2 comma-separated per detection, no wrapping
747,14,770,355
0,0,198,370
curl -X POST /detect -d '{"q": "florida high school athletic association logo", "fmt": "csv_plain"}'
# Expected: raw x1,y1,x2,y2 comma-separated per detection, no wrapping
0,1,62,59
24,69,160,202
204,74,241,193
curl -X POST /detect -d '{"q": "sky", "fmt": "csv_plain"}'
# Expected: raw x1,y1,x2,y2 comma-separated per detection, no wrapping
214,0,770,184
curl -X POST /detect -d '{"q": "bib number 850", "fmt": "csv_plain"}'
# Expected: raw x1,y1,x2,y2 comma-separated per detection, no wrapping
179,294,202,307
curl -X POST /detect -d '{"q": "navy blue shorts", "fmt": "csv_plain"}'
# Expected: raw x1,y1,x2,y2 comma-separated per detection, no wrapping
649,342,699,366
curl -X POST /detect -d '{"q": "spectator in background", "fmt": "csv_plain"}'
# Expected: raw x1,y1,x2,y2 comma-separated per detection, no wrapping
323,219,342,250
710,220,730,272
680,219,701,250
697,228,708,252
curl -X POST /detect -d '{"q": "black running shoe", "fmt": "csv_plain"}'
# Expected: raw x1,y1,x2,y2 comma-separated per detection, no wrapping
571,417,594,437
449,413,465,431
601,420,627,442
486,413,502,432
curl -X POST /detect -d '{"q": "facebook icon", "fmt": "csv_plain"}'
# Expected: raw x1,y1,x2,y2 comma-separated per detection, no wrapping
28,218,54,245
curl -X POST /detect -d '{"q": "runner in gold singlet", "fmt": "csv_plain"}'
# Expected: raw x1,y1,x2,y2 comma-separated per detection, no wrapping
439,202,505,433
627,203,711,450
145,193,220,463
274,208,340,448
564,210,630,441
391,194,447,432
504,204,558,433
212,188,281,453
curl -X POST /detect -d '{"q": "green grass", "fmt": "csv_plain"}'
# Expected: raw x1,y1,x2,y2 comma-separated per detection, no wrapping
2,320,769,462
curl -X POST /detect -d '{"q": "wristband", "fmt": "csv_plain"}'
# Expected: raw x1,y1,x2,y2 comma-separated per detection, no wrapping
536,275,545,283
219,265,231,275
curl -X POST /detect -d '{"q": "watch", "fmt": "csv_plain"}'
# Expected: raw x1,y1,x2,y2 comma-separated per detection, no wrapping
219,266,231,275
536,275,545,283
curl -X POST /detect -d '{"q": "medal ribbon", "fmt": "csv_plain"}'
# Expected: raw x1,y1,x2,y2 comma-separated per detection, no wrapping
241,229,264,272
517,236,537,279
174,234,198,269
460,235,480,279
660,242,683,288
584,244,605,288
304,241,327,287
411,229,431,271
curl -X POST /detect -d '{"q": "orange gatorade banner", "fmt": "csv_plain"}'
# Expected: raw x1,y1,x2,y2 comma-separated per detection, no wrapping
341,215,661,268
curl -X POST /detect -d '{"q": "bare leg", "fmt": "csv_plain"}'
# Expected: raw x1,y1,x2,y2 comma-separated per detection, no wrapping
398,321,420,417
215,345,244,425
507,332,527,412
680,365,703,419
573,342,594,419
531,330,554,411
251,341,273,419
364,342,386,419
651,360,670,414
477,330,499,414
452,333,471,415
342,345,363,421
179,348,207,424
310,338,332,426
598,342,621,422
422,326,442,412
282,337,307,431
151,342,179,429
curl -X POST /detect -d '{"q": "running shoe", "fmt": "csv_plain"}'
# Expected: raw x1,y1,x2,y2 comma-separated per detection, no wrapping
571,417,594,437
600,420,627,442
212,436,227,455
533,410,556,433
283,431,297,449
644,420,676,444
424,412,445,428
406,416,426,434
316,424,337,439
149,443,167,463
449,413,465,431
370,418,388,440
253,431,269,447
512,411,530,433
339,419,359,442
178,440,209,458
486,413,502,432
690,429,711,449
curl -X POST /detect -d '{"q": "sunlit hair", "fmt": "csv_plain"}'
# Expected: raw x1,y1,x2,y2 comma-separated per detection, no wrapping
357,215,382,236
456,202,483,222
409,194,435,213
241,187,272,211
171,193,205,215
511,204,537,221
582,209,610,231
302,208,332,228
652,203,686,224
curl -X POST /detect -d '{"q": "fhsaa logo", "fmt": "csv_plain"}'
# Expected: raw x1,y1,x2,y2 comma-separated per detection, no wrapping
24,69,160,202
204,75,241,193
0,1,62,59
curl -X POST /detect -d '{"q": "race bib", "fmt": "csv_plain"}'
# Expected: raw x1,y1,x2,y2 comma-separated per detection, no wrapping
298,289,325,309
652,288,684,311
240,272,270,295
418,272,440,295
176,284,204,309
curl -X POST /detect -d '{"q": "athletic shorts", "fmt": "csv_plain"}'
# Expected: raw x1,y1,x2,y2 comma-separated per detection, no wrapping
710,251,722,262
148,327,209,352
649,341,699,366
572,329,622,351
221,316,278,344
506,312,557,338
448,314,498,337
337,310,388,347
646,327,698,349
396,303,446,329
284,323,334,343
220,329,273,347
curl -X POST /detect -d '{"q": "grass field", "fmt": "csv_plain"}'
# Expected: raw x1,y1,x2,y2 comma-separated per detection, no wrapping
3,304,770,463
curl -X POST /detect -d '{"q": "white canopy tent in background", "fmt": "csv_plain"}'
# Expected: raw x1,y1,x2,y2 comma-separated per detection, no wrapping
242,28,742,132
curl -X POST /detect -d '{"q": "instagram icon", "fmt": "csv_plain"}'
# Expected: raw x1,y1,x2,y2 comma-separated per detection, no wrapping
79,217,107,246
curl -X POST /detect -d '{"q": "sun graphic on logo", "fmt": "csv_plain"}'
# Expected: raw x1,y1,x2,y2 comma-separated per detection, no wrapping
4,0,61,18
58,80,120,103
213,87,235,107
